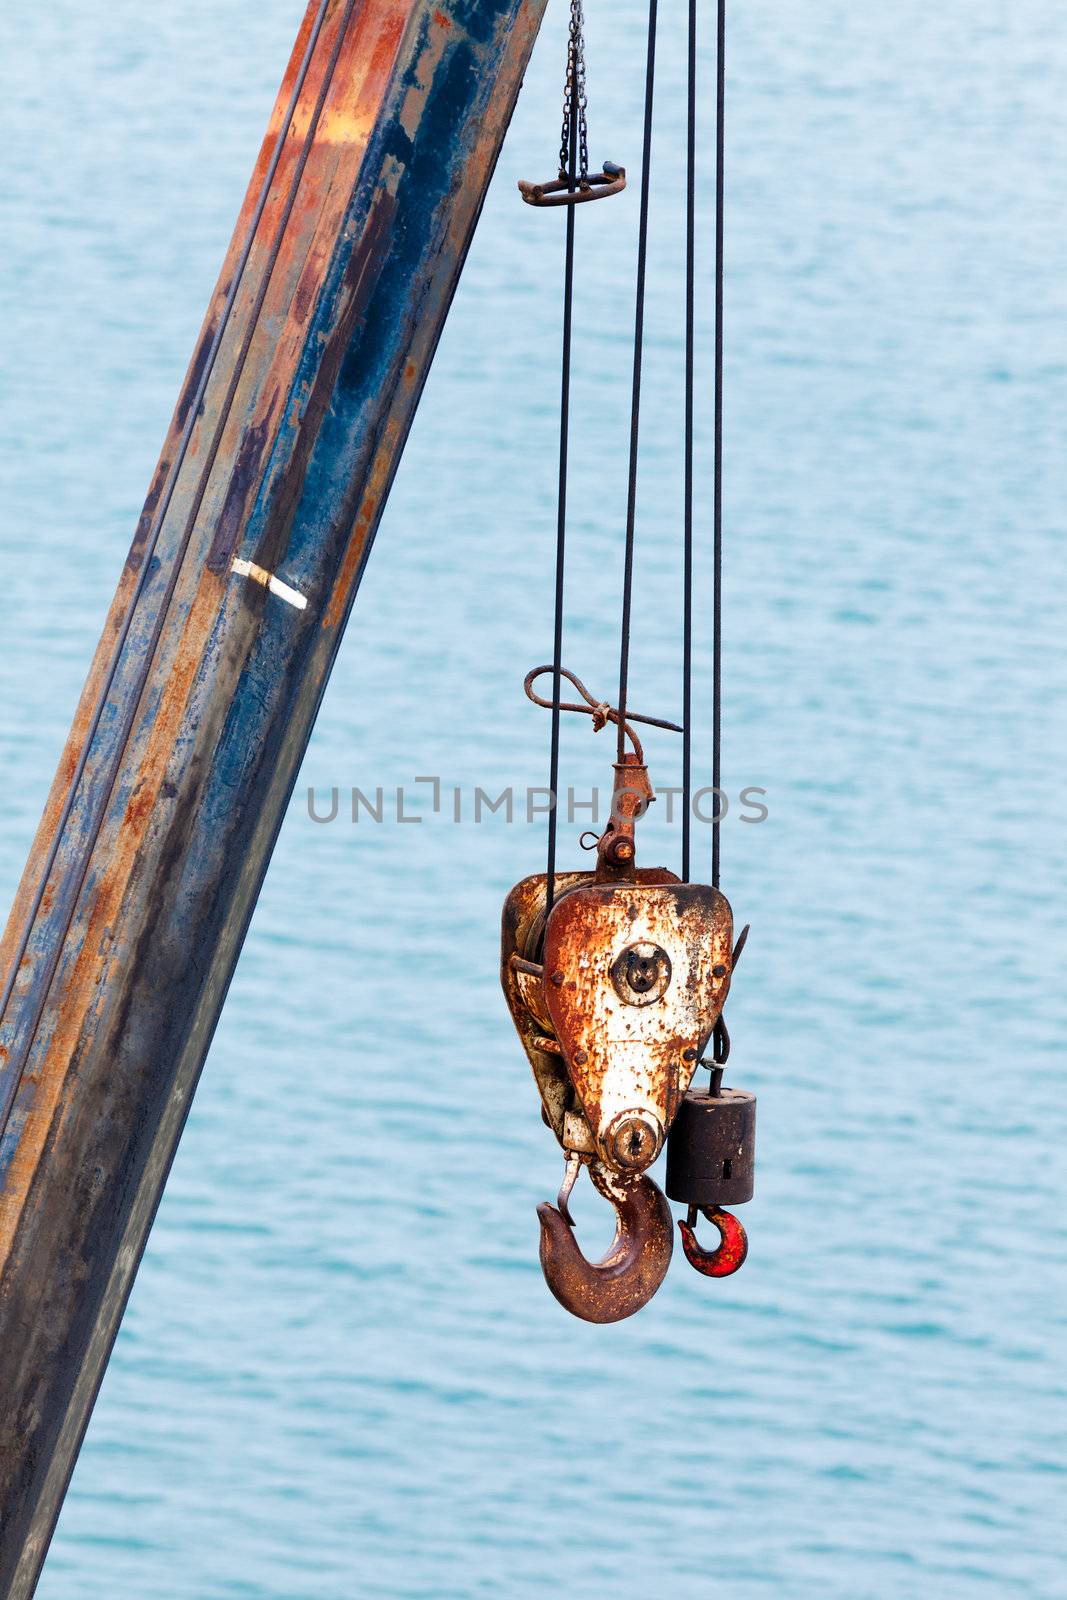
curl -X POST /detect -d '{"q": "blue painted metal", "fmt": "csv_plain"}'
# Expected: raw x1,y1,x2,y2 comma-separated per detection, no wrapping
0,0,545,1591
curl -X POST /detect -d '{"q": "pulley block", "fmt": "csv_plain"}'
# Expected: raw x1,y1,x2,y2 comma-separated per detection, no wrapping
500,672,756,1322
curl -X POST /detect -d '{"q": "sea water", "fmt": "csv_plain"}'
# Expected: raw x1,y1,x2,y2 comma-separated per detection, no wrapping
0,2,1064,1595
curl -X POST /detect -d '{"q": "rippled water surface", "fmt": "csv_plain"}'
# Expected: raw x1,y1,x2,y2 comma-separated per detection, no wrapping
1,2,1065,1596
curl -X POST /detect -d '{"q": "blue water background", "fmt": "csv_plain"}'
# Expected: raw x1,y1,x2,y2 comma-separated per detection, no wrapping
1,1,1065,1595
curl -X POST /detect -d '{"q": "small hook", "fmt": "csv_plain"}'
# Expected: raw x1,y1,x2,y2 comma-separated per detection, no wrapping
556,1152,582,1225
678,1205,749,1278
537,1158,673,1323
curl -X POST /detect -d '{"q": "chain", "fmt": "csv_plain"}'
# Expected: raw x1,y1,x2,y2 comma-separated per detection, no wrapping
558,0,590,183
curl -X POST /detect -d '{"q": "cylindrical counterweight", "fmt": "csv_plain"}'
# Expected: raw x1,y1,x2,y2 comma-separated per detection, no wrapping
665,1088,756,1208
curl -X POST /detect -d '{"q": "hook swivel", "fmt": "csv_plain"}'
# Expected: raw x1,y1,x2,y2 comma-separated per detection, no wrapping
537,1158,673,1324
677,1205,748,1278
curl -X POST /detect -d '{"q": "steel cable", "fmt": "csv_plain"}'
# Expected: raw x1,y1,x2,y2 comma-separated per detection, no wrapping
683,0,726,887
545,7,582,914
712,0,725,889
615,0,659,764
681,0,697,881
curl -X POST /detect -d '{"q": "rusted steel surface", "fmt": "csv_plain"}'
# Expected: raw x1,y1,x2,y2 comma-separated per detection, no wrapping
542,882,734,1168
0,0,545,1590
517,162,626,205
537,1158,673,1325
501,853,738,1320
596,753,652,868
520,665,684,872
504,674,756,1318
500,867,681,1148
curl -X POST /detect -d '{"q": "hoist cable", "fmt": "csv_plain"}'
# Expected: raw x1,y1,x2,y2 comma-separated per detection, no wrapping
616,0,659,765
681,0,697,882
545,4,583,914
712,0,726,889
0,0,347,1137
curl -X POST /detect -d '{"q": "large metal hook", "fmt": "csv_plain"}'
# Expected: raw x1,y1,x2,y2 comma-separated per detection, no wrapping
678,1205,748,1278
537,1157,674,1323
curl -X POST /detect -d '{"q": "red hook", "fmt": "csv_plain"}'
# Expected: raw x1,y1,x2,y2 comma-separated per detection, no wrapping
678,1205,748,1278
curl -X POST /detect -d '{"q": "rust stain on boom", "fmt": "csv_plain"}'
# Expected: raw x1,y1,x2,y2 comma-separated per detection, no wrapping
0,0,546,1590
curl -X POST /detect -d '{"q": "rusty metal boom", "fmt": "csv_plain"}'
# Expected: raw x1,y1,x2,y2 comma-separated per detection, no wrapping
0,0,544,1590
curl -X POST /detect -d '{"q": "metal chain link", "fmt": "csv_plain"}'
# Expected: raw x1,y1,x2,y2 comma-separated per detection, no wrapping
558,0,590,182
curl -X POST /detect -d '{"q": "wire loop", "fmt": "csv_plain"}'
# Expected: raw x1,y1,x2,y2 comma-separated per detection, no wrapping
524,665,681,767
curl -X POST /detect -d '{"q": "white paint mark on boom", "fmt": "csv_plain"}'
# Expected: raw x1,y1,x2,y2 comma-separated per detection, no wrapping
231,557,308,611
